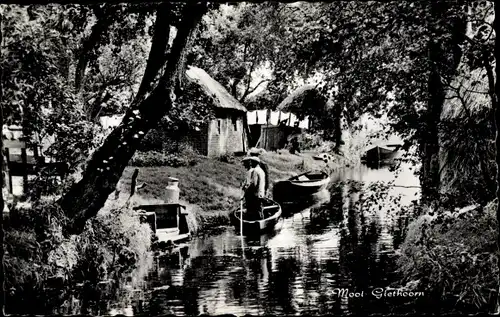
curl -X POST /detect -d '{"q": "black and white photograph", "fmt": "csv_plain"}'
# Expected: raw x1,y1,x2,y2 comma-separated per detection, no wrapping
0,1,498,316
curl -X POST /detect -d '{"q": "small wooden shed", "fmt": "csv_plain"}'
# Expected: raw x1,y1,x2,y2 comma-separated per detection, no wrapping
247,109,309,151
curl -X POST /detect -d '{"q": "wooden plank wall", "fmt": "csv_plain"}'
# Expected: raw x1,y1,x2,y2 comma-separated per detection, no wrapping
261,126,285,151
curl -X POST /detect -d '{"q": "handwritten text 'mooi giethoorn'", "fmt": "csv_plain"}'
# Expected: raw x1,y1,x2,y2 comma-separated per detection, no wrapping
330,288,425,299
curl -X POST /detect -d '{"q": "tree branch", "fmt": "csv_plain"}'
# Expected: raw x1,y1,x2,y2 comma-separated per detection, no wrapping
482,47,497,110
86,77,127,119
230,79,241,98
74,7,115,93
239,56,257,102
240,79,271,102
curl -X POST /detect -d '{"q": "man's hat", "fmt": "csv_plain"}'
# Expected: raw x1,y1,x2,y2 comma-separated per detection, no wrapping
242,156,260,163
248,148,261,156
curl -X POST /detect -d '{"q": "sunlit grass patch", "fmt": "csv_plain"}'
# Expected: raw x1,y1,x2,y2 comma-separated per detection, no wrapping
120,158,245,232
119,150,345,233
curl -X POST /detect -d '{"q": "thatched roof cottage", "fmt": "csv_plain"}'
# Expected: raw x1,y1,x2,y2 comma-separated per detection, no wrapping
100,66,249,157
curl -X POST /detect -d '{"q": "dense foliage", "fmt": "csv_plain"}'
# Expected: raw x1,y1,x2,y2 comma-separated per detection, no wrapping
398,202,498,312
4,200,153,314
129,149,199,167
1,5,104,173
191,4,282,104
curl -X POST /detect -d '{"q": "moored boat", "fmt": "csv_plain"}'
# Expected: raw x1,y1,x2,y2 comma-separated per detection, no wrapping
361,145,401,165
287,170,331,194
133,203,191,245
231,198,282,235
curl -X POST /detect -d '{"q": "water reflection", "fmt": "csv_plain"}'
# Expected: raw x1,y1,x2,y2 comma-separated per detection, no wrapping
115,163,423,315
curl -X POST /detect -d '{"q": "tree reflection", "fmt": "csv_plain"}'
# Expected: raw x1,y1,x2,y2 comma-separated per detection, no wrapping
266,257,299,314
306,183,344,233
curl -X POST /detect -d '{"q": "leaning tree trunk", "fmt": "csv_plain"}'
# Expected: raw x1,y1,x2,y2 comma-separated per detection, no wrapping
489,2,500,313
494,49,500,314
135,2,171,101
58,2,208,235
0,9,5,316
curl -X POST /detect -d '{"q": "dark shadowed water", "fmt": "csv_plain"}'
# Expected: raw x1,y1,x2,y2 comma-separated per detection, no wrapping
109,163,424,316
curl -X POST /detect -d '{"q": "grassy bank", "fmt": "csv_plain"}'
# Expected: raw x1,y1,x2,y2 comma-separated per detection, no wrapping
397,201,498,312
119,149,343,233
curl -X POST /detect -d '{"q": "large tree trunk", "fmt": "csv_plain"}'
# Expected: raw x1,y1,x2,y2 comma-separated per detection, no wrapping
491,2,500,313
0,9,6,315
135,2,171,101
421,3,466,206
58,2,208,235
420,40,445,205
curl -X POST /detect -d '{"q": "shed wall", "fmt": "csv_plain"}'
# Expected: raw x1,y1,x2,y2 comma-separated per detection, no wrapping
207,112,247,157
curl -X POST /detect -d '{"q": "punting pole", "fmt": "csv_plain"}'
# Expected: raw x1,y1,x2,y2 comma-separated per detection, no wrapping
240,198,246,260
240,199,243,237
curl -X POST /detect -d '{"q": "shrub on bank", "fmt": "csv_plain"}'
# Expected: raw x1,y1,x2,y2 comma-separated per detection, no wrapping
397,201,498,312
4,200,153,315
298,133,327,151
129,149,199,167
218,153,235,164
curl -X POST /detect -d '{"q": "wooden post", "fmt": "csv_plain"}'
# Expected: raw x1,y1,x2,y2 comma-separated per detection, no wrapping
262,126,267,150
377,147,380,168
130,168,139,199
33,145,39,163
240,199,243,237
5,148,12,194
21,148,28,195
179,250,182,269
242,116,246,152
265,109,270,150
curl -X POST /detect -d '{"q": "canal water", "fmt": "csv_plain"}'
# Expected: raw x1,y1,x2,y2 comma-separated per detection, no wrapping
110,163,422,316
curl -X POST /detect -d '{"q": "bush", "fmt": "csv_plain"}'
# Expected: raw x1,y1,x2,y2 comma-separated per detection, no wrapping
129,150,199,167
397,201,498,312
298,133,329,151
4,200,153,315
139,128,166,152
218,153,235,164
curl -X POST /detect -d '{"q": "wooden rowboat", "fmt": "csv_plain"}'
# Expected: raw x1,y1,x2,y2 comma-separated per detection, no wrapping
287,170,331,194
231,198,282,235
361,145,401,165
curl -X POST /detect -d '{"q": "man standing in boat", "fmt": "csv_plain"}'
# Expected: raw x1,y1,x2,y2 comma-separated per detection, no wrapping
241,156,265,220
249,149,270,197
